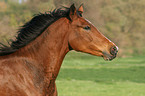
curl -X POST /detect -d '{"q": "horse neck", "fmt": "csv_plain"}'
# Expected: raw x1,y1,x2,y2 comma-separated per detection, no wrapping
17,17,70,78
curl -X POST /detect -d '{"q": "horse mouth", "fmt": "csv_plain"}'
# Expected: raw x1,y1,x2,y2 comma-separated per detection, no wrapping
102,51,117,61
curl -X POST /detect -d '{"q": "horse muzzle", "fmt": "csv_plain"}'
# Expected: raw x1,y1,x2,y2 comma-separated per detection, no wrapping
103,46,118,61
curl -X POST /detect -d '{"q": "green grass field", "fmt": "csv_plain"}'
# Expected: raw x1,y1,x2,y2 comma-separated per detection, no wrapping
56,51,145,96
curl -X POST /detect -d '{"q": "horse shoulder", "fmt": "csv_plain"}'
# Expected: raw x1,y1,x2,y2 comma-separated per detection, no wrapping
0,57,43,96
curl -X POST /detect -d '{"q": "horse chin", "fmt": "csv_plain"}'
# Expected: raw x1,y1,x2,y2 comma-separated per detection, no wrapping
103,56,112,61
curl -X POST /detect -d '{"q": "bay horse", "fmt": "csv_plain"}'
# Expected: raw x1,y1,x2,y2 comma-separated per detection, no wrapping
0,4,118,96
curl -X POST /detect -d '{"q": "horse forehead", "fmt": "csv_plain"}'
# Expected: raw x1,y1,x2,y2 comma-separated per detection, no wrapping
84,19,96,26
85,19,92,24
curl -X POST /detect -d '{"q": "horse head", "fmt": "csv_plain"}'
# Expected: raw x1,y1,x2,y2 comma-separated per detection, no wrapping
68,4,118,61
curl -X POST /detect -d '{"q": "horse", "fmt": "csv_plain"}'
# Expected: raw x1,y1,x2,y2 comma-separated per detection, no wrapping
0,4,118,96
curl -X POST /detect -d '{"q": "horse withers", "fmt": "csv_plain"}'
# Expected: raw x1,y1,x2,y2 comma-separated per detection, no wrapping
0,4,118,96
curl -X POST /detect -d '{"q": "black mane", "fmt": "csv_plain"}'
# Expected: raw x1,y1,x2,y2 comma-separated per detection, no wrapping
0,7,70,56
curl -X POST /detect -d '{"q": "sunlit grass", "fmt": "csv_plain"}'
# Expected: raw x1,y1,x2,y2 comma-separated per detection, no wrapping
56,51,145,96
56,80,145,96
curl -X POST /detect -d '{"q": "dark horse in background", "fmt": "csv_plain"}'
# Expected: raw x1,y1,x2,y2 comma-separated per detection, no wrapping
0,4,118,96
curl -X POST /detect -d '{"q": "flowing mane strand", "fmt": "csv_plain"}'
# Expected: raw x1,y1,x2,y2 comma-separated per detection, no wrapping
0,7,70,56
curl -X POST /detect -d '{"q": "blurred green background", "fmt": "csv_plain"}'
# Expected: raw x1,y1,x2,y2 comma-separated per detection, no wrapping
0,0,145,96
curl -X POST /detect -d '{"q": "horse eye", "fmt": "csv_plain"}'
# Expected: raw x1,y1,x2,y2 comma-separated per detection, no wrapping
83,26,91,30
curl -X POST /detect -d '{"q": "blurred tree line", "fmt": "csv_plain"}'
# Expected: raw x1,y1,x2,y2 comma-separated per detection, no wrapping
0,0,145,56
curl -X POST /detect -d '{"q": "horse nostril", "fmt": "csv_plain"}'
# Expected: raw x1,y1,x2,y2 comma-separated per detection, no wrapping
110,46,118,55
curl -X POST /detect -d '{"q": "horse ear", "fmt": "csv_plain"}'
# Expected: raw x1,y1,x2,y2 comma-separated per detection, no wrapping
78,4,84,16
69,4,77,21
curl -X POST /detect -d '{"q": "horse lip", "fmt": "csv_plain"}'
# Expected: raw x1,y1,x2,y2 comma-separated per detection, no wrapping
102,51,116,61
